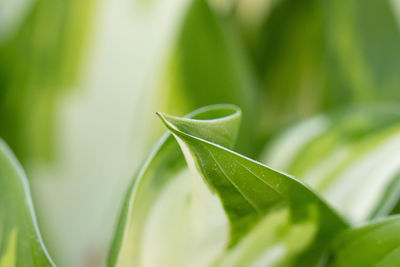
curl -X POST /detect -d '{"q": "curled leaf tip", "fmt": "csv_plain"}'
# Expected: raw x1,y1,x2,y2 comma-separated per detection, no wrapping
155,112,172,130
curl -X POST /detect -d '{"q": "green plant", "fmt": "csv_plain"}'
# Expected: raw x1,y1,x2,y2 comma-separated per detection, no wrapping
0,140,54,266
2,0,400,265
2,104,400,266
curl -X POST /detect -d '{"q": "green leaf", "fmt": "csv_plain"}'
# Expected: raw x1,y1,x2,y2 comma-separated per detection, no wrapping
157,107,348,266
370,173,400,219
110,104,348,267
329,215,400,267
0,140,54,266
164,0,259,156
108,104,242,267
0,0,34,43
262,104,400,223
0,0,93,162
237,0,335,139
324,0,400,101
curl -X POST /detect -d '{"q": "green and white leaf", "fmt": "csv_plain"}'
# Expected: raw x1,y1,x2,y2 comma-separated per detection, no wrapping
164,0,259,156
110,104,348,267
109,105,243,267
329,215,400,266
0,140,54,266
262,104,400,223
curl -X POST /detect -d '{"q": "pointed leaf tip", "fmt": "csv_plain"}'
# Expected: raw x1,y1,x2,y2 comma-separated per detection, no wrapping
156,104,242,149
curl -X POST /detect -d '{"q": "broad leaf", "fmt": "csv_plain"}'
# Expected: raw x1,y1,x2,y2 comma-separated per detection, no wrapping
0,140,54,266
262,104,400,223
236,0,347,143
164,0,259,156
0,0,93,162
156,107,348,266
236,0,400,143
324,0,400,101
110,104,348,267
109,104,242,267
329,215,400,266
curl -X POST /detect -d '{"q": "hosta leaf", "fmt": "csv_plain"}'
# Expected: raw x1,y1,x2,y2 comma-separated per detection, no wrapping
329,215,400,266
157,107,348,266
262,104,400,223
0,140,54,266
239,0,328,128
109,104,242,267
236,0,354,141
110,104,348,267
165,0,259,156
0,0,93,162
324,0,400,101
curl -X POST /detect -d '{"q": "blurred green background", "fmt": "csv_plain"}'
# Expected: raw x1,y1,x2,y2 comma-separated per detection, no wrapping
1,0,400,266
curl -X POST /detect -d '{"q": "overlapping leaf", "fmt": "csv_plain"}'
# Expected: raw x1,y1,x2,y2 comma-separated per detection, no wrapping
158,109,348,266
109,104,348,267
109,104,242,267
262,104,400,223
329,215,400,266
0,140,54,266
164,0,259,156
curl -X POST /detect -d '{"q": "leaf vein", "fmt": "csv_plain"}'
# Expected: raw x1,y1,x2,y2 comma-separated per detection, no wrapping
204,145,262,214
235,160,283,197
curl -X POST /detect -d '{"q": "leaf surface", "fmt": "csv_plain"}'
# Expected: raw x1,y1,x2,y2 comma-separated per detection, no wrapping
109,104,242,267
329,215,400,267
262,104,400,222
164,0,259,156
0,140,54,266
324,0,400,101
157,108,348,266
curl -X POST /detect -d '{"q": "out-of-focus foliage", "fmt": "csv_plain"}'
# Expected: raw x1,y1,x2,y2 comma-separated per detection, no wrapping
163,0,259,156
262,104,400,223
237,0,400,140
1,0,400,266
0,0,93,162
239,0,326,135
329,215,400,266
0,140,54,266
0,0,34,42
324,0,400,102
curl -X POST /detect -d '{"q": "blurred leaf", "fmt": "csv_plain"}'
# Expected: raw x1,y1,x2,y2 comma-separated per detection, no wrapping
237,0,331,137
0,0,35,43
164,0,259,156
0,0,93,162
371,173,400,219
0,140,54,266
237,0,400,140
324,0,400,101
157,106,348,266
262,104,400,223
329,215,400,266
